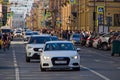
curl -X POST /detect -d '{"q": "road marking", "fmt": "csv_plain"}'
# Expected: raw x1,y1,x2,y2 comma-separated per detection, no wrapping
117,67,120,69
12,47,20,80
81,65,110,80
94,59,114,64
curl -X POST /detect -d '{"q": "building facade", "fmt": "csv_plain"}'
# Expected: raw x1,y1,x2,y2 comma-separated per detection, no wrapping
78,0,120,32
0,2,2,27
26,0,120,32
49,0,120,32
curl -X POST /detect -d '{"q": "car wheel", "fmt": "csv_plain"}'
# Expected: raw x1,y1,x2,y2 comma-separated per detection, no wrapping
97,45,100,49
26,56,30,62
102,44,108,50
40,64,46,72
73,67,80,71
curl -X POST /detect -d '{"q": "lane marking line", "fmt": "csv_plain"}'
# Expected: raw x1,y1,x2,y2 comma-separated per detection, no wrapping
12,46,20,80
81,65,110,80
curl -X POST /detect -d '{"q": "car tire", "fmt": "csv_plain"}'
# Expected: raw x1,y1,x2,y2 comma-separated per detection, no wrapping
26,56,30,62
40,64,46,72
102,44,108,50
73,67,80,71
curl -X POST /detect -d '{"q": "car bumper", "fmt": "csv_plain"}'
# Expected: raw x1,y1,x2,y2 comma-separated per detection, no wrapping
26,51,40,59
40,58,80,69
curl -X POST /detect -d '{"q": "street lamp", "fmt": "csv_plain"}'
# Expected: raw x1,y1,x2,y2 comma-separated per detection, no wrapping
93,0,96,34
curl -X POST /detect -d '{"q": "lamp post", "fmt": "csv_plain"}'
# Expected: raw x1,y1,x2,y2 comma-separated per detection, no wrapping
93,0,96,34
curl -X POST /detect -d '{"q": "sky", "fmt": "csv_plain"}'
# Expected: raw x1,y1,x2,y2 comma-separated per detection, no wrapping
10,0,34,15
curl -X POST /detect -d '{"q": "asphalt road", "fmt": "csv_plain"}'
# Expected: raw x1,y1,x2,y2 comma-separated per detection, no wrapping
0,38,120,80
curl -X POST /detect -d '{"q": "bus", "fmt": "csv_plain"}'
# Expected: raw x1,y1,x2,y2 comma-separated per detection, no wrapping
0,26,13,40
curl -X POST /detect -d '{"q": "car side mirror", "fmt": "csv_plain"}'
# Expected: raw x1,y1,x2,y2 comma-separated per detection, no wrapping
76,48,81,52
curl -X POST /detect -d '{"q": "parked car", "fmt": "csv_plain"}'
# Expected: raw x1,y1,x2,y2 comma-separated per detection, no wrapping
70,33,81,45
86,34,97,47
25,35,52,62
39,41,80,71
92,33,112,50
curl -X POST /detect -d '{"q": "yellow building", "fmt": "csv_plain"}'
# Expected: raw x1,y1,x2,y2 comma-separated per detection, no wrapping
26,0,44,30
60,0,120,32
28,0,120,32
78,0,120,32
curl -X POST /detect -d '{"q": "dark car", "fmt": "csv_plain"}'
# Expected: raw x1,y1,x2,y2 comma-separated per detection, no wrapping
51,36,58,41
70,33,81,45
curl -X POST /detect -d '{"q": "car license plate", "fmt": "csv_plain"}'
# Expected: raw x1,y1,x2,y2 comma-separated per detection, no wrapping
55,61,67,64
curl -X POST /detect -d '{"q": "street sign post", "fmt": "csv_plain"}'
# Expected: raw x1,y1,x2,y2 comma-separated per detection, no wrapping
97,6,104,14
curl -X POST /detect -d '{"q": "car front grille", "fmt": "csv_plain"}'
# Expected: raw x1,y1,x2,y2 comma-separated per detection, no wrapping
33,48,41,51
51,57,70,66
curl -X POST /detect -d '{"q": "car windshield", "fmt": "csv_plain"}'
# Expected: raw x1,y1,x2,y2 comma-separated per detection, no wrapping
28,36,51,44
1,29,11,33
44,43,76,51
102,34,111,37
25,33,33,35
33,32,39,35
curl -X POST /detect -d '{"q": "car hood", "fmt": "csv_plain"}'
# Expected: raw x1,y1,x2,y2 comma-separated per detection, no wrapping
27,44,45,48
43,51,78,57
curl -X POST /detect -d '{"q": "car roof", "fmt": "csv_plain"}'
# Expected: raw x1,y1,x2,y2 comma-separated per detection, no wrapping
46,41,72,44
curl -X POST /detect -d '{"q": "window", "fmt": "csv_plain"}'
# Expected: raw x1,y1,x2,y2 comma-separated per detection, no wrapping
114,0,120,1
3,0,9,2
114,14,120,26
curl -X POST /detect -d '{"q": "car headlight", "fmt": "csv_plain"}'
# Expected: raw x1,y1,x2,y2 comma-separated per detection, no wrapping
71,55,78,59
27,46,33,49
43,56,50,60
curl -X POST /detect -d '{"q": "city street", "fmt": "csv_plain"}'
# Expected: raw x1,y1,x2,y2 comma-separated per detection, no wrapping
0,38,120,80
0,0,120,80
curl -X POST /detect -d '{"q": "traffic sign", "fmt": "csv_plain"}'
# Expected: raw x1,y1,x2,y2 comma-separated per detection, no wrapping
97,6,104,14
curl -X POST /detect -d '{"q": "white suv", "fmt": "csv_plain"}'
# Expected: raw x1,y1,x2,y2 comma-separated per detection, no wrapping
39,41,80,71
25,35,52,62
